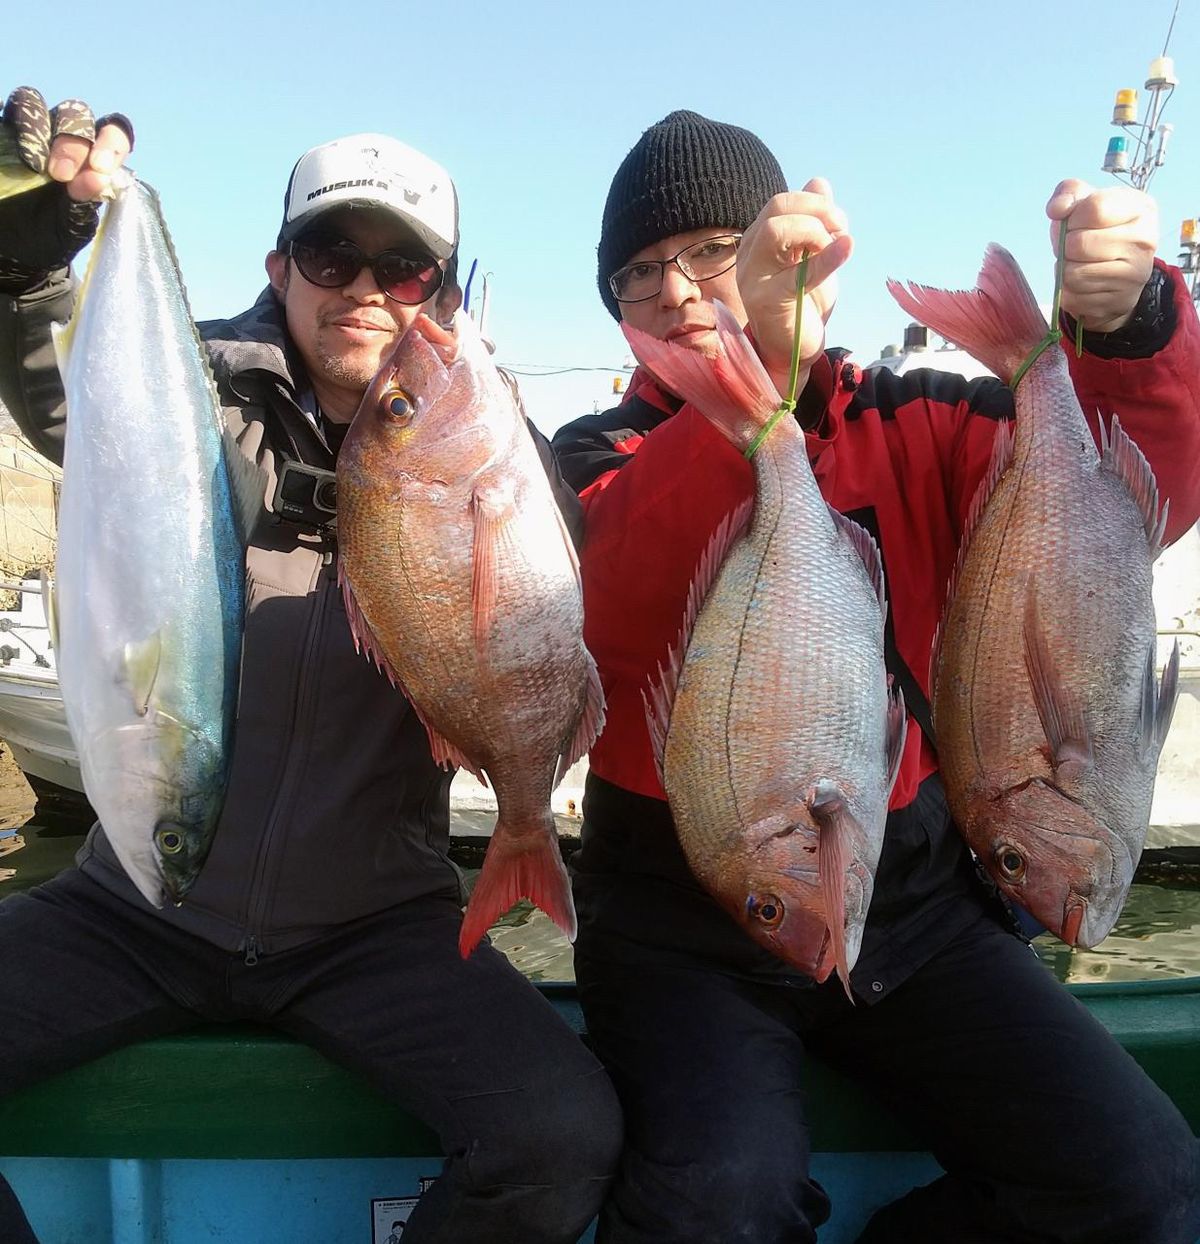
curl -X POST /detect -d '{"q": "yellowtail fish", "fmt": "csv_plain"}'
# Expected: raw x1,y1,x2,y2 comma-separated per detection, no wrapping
52,174,259,906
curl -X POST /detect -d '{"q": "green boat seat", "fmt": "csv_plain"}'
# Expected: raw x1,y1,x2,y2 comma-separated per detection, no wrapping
2,978,1198,1161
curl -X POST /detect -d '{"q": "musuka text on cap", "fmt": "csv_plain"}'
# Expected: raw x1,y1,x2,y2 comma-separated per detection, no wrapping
278,133,459,260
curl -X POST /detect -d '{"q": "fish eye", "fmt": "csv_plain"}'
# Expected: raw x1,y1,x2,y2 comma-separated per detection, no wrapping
156,825,185,856
995,845,1027,881
381,385,416,424
747,892,785,928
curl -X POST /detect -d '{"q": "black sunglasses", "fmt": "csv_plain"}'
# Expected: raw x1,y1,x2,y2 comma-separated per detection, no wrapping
287,236,445,305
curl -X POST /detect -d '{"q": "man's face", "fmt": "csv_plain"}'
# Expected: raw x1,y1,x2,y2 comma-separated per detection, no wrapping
616,227,748,357
265,207,442,419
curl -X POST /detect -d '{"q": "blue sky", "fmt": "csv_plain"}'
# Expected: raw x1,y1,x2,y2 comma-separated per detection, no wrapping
8,0,1198,434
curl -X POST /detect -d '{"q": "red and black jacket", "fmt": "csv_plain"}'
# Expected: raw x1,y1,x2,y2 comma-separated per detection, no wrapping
552,263,1200,997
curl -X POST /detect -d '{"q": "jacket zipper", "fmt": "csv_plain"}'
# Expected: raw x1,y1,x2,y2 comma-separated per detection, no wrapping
238,537,335,962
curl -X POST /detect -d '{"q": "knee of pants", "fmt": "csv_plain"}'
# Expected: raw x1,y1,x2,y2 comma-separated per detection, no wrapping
465,1064,623,1191
1092,1135,1200,1244
607,1145,827,1244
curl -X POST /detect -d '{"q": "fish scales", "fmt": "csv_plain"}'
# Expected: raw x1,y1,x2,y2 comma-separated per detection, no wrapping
629,303,904,990
669,435,887,853
938,349,1157,874
889,244,1176,947
53,176,248,906
337,313,604,956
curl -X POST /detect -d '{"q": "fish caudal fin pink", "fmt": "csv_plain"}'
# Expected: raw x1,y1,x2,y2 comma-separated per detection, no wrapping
458,817,577,957
621,301,782,449
887,245,1048,385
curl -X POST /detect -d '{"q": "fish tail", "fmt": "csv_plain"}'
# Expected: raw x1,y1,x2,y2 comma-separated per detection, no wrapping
458,814,576,957
886,245,1048,384
620,301,782,449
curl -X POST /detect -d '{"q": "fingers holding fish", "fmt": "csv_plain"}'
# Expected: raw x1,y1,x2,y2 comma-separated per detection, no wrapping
2,86,133,200
737,181,854,391
1046,179,1158,332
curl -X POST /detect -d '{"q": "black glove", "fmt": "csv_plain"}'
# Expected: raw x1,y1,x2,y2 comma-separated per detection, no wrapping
0,86,134,295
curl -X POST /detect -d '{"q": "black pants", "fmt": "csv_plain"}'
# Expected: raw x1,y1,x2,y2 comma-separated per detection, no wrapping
577,912,1200,1244
0,868,622,1244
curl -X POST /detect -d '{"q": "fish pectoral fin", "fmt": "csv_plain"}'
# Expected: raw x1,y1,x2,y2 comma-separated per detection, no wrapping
1022,592,1094,777
470,477,519,647
1099,414,1169,559
884,682,909,795
122,632,166,717
1143,638,1181,758
807,780,858,999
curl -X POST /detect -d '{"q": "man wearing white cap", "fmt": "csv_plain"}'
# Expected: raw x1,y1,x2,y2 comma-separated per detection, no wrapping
0,87,621,1244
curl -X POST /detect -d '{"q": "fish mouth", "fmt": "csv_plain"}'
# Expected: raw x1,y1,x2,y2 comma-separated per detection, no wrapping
1061,900,1086,946
406,312,459,362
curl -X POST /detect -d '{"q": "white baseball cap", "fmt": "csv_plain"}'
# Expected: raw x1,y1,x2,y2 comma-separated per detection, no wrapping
278,132,459,260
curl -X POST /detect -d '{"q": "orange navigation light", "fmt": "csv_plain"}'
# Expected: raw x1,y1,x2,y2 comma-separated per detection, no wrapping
1112,89,1138,125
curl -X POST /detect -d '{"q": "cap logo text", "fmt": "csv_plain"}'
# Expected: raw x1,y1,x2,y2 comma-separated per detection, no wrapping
306,177,391,202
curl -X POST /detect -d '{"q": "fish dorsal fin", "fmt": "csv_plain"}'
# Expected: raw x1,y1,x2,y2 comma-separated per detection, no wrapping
828,506,887,621
643,497,755,782
338,560,402,689
931,420,1015,691
123,631,165,717
338,559,489,785
1098,414,1170,560
470,473,519,648
555,655,607,788
1022,589,1094,781
221,425,269,545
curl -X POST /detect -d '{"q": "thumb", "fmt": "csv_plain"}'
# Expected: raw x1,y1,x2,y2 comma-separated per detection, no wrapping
803,175,833,199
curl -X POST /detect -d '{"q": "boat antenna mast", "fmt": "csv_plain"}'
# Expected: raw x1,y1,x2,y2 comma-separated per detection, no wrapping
1100,1,1198,303
1101,0,1180,191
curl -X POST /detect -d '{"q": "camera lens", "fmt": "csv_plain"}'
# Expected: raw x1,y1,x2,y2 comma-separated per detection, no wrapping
315,479,338,512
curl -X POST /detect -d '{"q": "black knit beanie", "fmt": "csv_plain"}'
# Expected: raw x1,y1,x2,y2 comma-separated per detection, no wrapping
597,110,788,320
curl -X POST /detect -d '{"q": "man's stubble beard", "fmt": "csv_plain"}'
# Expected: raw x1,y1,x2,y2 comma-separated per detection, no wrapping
314,338,393,394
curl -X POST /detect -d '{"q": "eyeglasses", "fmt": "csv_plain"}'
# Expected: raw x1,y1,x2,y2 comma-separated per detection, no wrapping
288,236,445,305
608,233,743,304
